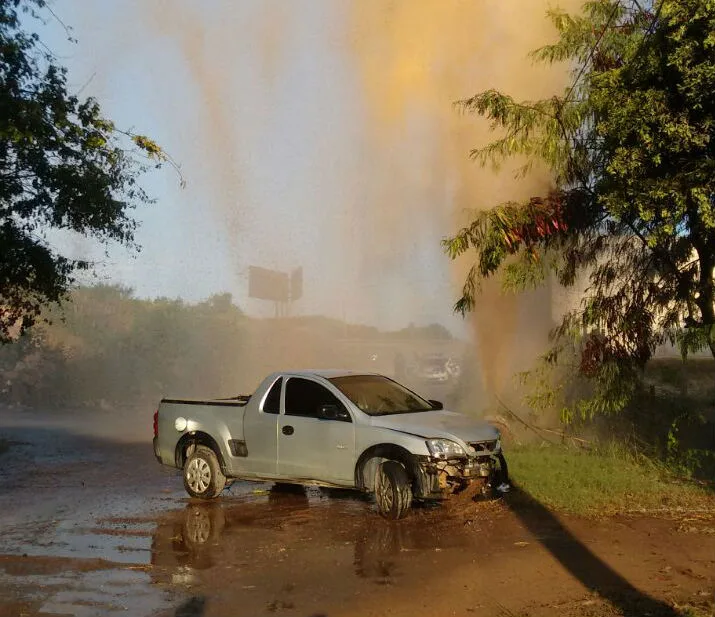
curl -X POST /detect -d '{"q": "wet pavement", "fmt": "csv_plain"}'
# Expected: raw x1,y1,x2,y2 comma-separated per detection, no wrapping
0,417,182,616
0,413,500,617
1,410,714,617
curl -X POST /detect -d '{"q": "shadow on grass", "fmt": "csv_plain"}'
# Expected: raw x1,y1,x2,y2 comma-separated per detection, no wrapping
504,485,678,617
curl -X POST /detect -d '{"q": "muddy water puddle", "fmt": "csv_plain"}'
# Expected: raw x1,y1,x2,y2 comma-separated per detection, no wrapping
143,487,511,616
0,425,513,616
151,486,480,570
150,485,481,576
1,482,502,617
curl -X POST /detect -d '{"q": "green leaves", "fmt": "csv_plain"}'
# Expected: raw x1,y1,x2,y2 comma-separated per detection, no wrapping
448,0,715,420
456,90,580,184
132,134,164,159
0,1,172,342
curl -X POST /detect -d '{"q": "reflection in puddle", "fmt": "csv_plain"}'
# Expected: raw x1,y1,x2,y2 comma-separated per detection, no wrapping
151,484,472,587
1,483,480,616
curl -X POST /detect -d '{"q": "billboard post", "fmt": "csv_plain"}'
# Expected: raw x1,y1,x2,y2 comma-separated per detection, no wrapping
290,267,303,302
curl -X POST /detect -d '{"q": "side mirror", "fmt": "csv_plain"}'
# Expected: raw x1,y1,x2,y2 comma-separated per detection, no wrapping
428,399,443,410
319,404,339,420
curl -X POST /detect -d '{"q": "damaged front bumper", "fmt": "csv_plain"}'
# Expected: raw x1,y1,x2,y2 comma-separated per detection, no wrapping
410,444,506,499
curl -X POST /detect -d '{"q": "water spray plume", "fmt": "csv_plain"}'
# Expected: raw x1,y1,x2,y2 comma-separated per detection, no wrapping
42,0,578,418
346,0,578,411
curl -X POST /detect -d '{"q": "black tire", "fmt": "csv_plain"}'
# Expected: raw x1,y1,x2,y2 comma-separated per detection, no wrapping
183,445,226,499
374,460,412,520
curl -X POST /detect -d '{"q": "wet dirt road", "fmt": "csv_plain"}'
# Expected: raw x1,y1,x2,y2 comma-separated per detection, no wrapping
1,411,714,617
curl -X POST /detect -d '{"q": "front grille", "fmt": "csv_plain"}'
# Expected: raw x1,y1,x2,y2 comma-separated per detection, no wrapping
469,440,497,454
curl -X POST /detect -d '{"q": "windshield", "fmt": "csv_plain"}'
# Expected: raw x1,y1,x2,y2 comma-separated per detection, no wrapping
329,375,434,416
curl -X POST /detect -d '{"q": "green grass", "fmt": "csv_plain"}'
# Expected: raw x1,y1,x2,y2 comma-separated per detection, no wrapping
507,442,714,515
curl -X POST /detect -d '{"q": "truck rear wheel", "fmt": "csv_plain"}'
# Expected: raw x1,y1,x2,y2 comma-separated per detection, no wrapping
183,445,226,499
375,460,412,520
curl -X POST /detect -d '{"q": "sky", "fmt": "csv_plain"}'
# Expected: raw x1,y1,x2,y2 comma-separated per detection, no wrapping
39,0,467,334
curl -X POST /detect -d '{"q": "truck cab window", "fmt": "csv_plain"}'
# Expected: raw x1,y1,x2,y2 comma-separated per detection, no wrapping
262,377,282,414
285,378,349,421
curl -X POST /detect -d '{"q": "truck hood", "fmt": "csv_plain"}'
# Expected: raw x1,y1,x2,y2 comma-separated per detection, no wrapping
369,410,498,444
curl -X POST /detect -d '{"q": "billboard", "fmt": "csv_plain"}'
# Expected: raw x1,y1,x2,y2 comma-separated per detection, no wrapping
248,266,289,302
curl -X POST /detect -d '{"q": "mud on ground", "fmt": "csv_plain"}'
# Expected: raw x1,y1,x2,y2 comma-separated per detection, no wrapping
0,413,713,617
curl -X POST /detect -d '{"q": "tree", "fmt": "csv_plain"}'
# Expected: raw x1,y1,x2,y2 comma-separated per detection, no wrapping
444,0,715,419
0,0,177,342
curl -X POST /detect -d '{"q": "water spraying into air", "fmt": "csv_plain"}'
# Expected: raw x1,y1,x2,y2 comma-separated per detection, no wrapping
10,0,577,416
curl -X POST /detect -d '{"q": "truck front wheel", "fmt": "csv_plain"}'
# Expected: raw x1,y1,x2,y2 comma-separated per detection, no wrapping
183,446,226,499
375,460,412,520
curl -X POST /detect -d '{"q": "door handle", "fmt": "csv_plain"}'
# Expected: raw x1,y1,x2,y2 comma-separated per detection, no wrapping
282,425,294,436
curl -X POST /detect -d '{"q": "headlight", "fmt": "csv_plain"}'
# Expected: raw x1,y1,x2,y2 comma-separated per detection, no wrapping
426,438,466,459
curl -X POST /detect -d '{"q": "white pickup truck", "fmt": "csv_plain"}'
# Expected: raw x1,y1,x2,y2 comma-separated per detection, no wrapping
153,371,508,519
